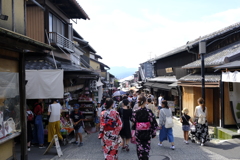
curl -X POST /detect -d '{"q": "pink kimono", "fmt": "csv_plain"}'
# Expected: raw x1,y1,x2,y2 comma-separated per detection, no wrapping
99,109,122,160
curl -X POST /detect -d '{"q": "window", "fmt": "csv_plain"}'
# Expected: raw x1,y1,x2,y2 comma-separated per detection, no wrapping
0,57,20,141
49,13,65,36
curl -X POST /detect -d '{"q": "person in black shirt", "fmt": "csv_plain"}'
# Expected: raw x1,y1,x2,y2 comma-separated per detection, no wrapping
70,104,85,146
180,108,195,144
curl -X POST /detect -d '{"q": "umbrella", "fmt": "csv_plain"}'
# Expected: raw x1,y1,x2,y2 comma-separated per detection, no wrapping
112,91,126,97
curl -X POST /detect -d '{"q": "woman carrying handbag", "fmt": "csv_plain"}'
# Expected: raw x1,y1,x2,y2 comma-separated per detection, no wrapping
194,97,208,146
158,100,175,150
131,95,158,160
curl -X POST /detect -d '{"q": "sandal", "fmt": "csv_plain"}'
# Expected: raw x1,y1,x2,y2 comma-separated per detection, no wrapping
125,144,129,151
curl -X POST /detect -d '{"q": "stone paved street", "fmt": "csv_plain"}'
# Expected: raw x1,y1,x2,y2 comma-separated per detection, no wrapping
45,119,240,160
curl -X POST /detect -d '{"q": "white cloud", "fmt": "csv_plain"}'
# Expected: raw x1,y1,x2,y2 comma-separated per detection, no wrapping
75,2,240,68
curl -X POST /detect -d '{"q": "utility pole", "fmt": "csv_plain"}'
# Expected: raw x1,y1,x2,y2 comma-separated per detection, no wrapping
199,41,206,100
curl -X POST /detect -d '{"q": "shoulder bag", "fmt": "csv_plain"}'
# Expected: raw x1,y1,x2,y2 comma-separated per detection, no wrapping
198,114,206,124
162,109,174,128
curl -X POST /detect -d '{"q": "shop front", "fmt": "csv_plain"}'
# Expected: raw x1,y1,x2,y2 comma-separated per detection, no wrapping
178,74,221,126
0,27,53,160
218,67,240,127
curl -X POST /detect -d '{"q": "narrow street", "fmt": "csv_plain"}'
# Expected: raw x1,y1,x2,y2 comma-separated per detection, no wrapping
43,119,239,160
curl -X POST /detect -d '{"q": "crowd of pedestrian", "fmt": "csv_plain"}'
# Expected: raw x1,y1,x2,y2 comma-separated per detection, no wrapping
25,91,209,160
97,91,210,160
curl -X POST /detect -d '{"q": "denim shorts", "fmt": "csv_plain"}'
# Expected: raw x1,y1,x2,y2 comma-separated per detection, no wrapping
75,126,84,133
182,125,190,131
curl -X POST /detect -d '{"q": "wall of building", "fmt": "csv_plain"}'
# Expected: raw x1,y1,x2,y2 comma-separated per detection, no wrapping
224,82,236,125
26,6,45,43
182,86,214,124
1,0,25,34
0,140,14,160
155,51,195,77
90,60,100,70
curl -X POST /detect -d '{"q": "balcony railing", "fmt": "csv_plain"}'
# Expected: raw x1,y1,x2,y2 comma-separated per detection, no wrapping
49,32,74,52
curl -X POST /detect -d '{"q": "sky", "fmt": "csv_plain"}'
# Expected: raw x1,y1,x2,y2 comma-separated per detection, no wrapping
74,0,240,69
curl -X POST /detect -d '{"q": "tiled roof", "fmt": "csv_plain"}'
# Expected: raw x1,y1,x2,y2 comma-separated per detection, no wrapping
153,22,240,62
179,74,220,82
0,27,54,50
25,56,58,70
182,41,240,68
25,56,91,72
214,60,240,69
147,76,177,83
60,62,91,72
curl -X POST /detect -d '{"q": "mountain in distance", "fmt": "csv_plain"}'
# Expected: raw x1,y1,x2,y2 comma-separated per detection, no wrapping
109,66,138,80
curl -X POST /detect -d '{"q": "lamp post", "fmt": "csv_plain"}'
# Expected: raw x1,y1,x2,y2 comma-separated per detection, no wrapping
199,41,206,100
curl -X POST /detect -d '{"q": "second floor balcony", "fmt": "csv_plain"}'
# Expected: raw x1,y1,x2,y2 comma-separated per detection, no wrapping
49,32,74,53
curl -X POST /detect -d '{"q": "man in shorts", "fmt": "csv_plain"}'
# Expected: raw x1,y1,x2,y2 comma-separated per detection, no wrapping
70,104,85,147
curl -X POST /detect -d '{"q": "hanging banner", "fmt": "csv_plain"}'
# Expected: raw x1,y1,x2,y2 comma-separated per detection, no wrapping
26,70,64,99
222,71,240,82
228,82,240,126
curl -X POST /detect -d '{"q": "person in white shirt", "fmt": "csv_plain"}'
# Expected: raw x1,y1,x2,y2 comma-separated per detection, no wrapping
194,97,208,146
48,99,63,143
157,94,164,118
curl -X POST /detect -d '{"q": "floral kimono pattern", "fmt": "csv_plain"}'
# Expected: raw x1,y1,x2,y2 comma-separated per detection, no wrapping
195,119,209,143
99,109,122,160
131,107,158,160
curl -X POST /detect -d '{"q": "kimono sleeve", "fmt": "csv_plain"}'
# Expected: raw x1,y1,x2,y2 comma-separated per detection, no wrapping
149,109,158,137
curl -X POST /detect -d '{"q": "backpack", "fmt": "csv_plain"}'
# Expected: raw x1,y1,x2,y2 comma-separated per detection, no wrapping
26,110,34,121
162,109,174,128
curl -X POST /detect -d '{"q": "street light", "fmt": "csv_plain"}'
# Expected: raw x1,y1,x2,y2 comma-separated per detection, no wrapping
199,41,206,100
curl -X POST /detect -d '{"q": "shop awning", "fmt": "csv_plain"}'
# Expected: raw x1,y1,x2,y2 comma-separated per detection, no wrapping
151,83,172,91
143,82,154,87
178,74,220,88
26,70,64,99
169,82,178,87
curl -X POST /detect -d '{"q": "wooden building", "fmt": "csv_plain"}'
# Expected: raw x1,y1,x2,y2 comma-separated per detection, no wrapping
0,1,53,159
179,22,240,127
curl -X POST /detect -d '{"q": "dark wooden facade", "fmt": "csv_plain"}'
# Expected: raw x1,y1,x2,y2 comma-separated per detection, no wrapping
154,51,195,78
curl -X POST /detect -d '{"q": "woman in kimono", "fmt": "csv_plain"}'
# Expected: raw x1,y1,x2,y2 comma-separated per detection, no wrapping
99,98,122,160
131,95,158,160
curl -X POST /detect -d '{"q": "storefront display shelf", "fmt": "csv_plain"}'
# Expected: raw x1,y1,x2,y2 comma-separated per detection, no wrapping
0,132,20,145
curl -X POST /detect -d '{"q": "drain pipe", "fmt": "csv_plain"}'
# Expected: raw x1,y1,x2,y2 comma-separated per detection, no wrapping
31,0,45,11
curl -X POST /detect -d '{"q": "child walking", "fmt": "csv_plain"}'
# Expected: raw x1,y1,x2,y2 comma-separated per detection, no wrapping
180,108,195,144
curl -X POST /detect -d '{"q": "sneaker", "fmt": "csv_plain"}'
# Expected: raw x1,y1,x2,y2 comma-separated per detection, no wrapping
158,143,162,146
78,142,83,147
201,143,204,146
71,141,78,144
39,145,46,149
196,141,200,144
185,141,189,144
170,145,175,150
122,146,126,150
27,147,30,151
